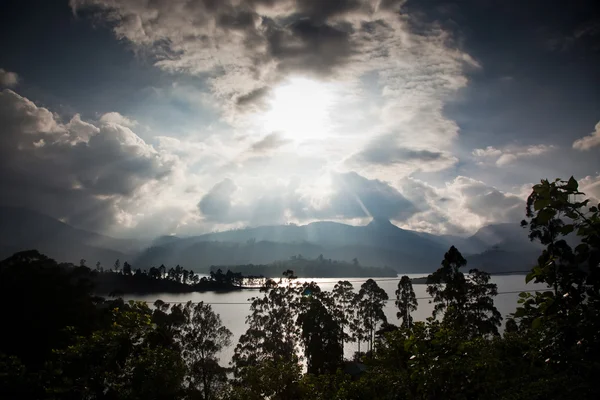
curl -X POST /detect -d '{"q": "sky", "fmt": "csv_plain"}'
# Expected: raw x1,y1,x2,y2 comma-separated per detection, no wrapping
0,0,599,238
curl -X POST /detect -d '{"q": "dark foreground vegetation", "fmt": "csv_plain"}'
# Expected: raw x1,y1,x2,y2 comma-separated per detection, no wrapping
1,177,599,399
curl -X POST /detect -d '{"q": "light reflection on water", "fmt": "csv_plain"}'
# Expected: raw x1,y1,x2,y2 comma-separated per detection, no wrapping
124,274,548,365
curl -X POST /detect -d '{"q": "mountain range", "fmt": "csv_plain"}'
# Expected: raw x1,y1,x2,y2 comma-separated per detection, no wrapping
0,207,542,274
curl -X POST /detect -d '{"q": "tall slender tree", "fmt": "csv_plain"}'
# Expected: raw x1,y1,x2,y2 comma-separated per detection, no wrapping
356,279,389,353
395,275,417,329
332,280,355,360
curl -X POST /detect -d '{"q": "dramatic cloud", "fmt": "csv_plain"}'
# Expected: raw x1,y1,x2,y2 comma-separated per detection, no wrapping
348,133,458,176
71,0,475,153
398,176,525,234
316,172,417,221
473,144,555,166
196,171,416,225
573,121,600,151
0,89,175,231
0,68,18,87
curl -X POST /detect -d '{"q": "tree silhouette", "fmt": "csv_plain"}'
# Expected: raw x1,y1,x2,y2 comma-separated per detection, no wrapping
428,246,501,337
173,301,232,399
297,283,342,374
332,280,355,360
356,279,388,353
395,275,417,329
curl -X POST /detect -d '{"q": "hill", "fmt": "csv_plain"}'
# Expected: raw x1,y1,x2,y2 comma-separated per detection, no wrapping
0,207,544,274
0,207,140,266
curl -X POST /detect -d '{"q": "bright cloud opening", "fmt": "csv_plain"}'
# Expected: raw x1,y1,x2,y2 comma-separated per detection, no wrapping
262,77,338,142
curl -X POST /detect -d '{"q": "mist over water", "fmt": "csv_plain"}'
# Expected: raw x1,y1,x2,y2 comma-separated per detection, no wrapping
125,274,547,364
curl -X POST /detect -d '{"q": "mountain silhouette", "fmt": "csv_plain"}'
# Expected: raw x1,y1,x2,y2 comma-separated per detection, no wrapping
0,207,541,274
0,207,139,266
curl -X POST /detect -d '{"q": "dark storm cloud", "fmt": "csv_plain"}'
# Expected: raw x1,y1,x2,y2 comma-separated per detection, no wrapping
0,89,174,232
70,0,404,107
267,18,354,76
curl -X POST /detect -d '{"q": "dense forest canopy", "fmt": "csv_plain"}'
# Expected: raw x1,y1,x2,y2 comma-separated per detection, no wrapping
1,177,599,399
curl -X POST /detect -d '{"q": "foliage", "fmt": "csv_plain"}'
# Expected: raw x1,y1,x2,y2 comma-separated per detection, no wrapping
427,246,502,338
48,302,186,400
3,176,600,399
332,280,356,359
355,279,389,353
232,271,300,375
297,283,343,374
395,276,417,329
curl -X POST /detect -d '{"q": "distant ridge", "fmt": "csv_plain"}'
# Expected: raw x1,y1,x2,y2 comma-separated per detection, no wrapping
0,207,541,274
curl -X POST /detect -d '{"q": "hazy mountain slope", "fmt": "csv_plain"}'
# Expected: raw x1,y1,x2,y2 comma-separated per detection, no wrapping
0,207,547,275
133,239,446,273
0,207,134,265
467,223,542,252
185,218,448,255
466,249,540,273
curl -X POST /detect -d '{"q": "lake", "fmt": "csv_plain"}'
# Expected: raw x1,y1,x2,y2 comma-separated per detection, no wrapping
124,274,547,364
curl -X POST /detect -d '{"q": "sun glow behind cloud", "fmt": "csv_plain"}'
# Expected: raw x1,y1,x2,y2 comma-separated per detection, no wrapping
262,77,339,143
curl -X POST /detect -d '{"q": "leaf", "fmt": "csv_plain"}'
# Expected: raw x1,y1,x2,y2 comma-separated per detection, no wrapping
536,208,556,225
533,198,550,211
560,225,574,236
525,271,536,284
566,176,578,191
574,243,589,254
531,317,543,330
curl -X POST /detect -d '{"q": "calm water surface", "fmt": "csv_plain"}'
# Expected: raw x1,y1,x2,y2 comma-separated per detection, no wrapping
124,274,547,364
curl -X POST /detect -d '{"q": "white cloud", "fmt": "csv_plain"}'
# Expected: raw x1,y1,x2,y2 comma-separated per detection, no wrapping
71,0,474,178
0,88,176,232
0,68,19,87
580,174,600,203
573,121,600,150
398,176,525,234
473,144,555,166
99,112,138,128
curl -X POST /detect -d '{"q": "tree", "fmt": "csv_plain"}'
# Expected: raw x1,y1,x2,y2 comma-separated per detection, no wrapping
0,251,99,369
123,261,132,276
113,258,121,273
514,177,600,378
233,270,300,373
49,302,186,399
395,275,417,329
356,279,388,353
297,283,342,375
232,271,304,398
463,269,502,337
332,280,355,360
427,246,501,338
173,301,232,400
